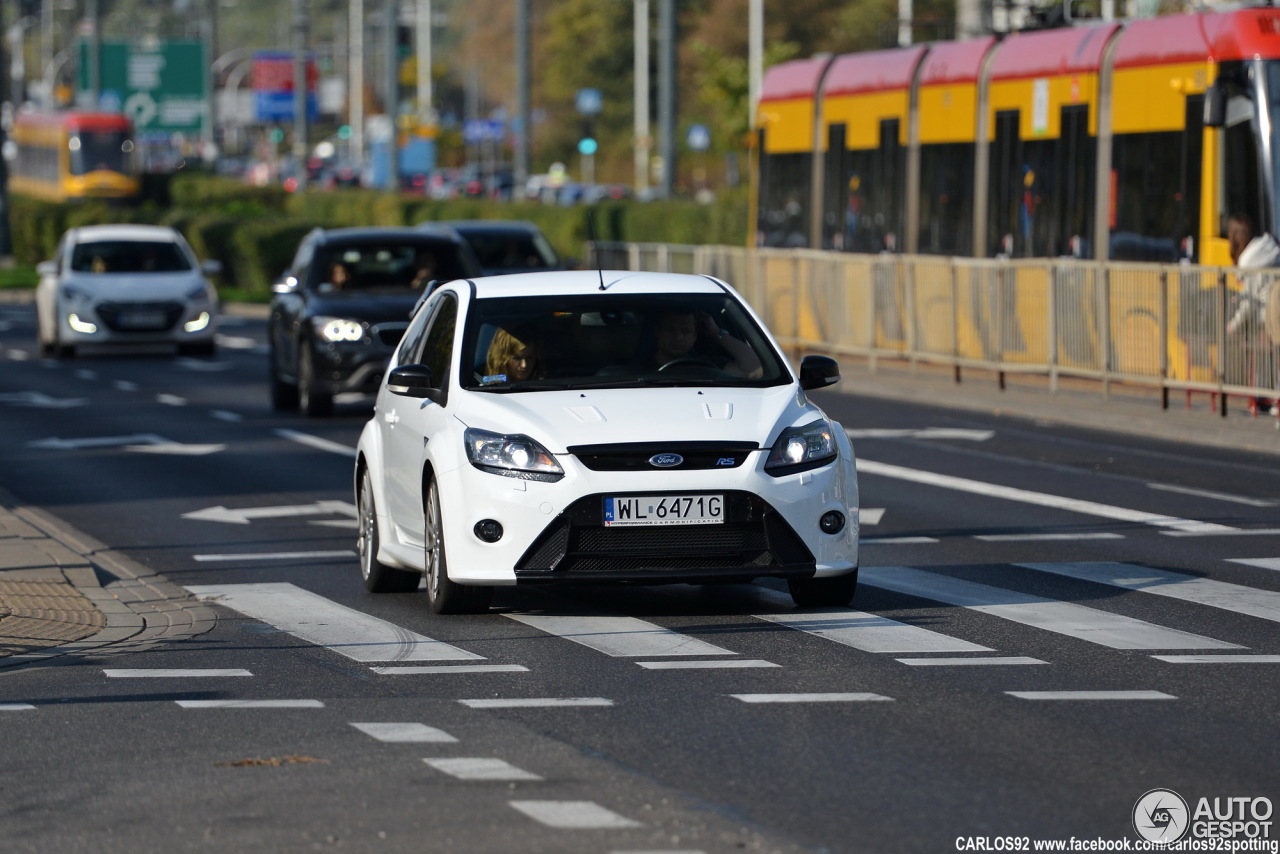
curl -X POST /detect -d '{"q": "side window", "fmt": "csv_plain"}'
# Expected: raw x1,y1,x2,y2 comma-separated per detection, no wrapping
396,297,438,367
420,296,458,396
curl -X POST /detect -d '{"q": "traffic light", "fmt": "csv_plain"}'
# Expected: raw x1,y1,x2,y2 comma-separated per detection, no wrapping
578,119,597,156
337,125,352,140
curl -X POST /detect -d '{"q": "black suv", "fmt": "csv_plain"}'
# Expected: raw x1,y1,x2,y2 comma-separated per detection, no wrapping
268,226,480,416
431,219,568,275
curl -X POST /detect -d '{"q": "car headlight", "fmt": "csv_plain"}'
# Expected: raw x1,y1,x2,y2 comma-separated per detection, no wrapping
464,428,564,482
765,418,838,473
313,316,366,343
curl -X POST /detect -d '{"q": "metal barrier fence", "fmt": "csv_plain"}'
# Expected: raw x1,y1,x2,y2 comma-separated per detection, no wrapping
590,242,1280,416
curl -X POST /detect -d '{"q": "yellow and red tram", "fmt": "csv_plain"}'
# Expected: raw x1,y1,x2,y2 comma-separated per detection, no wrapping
755,7,1280,267
9,111,139,202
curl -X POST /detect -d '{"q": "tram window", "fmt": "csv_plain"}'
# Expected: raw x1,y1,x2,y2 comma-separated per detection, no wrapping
757,151,811,248
1110,131,1187,262
917,143,975,256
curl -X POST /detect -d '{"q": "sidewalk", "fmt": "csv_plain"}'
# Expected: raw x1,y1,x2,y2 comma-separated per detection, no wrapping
0,491,216,670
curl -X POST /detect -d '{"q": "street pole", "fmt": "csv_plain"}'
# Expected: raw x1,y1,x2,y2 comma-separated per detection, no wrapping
0,0,12,261
415,0,431,125
292,0,308,189
633,0,649,193
748,0,761,128
657,0,675,198
514,0,529,190
350,0,364,168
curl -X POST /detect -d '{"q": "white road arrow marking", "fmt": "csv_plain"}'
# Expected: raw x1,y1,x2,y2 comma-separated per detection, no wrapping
181,500,358,525
0,391,87,409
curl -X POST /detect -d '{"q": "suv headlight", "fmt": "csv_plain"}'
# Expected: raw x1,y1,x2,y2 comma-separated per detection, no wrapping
765,418,838,474
313,316,366,343
464,428,564,482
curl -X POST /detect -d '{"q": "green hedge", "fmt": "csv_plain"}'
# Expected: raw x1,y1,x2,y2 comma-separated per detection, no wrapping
7,174,749,300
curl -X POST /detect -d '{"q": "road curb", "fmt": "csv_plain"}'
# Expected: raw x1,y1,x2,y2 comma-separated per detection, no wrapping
0,489,217,670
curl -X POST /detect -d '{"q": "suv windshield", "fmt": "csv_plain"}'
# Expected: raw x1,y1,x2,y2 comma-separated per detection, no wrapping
461,292,789,391
312,241,470,294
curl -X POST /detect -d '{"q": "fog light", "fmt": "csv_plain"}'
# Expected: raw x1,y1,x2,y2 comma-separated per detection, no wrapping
819,511,846,535
474,519,504,543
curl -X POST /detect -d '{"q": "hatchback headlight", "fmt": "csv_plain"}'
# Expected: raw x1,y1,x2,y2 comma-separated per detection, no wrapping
464,428,564,482
765,418,838,473
313,316,366,343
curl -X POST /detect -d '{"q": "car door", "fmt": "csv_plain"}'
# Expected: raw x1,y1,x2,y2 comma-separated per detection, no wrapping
380,291,459,549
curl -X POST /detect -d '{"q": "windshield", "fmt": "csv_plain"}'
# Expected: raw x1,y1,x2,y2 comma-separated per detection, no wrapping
68,131,133,176
312,241,469,294
466,230,559,271
460,292,790,391
70,240,191,273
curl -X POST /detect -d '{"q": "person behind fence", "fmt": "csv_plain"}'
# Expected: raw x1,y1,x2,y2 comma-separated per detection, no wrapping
1226,212,1280,413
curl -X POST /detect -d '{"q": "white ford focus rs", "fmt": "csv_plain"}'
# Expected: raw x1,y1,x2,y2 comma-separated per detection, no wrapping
354,269,860,613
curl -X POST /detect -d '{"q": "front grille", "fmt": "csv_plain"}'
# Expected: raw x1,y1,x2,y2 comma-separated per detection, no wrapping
515,491,814,582
567,441,757,472
96,301,184,332
373,321,409,348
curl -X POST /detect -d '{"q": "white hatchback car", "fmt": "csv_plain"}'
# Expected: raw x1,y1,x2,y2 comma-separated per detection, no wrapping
35,224,220,358
355,270,860,613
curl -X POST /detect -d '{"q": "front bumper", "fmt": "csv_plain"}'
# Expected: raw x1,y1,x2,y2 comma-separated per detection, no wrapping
431,450,859,587
60,299,216,345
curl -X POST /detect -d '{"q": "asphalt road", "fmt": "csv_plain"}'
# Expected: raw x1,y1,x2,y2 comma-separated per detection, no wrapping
1,299,1277,854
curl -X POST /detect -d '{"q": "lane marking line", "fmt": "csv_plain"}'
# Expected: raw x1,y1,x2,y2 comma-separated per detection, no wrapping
509,801,641,829
1147,483,1277,507
1017,562,1280,624
193,550,355,562
1152,654,1280,664
896,656,1047,666
863,566,1241,650
636,659,779,669
857,457,1233,534
371,664,528,675
460,698,613,709
351,722,459,743
275,428,357,458
731,693,893,703
103,669,252,677
505,614,736,658
184,582,482,662
1006,691,1175,701
176,700,325,708
424,758,542,781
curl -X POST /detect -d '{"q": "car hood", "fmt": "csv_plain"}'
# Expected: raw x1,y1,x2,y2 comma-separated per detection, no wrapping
454,384,816,452
305,292,420,323
65,272,204,301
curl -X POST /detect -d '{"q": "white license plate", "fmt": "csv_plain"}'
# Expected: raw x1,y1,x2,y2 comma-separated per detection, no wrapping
118,311,166,328
604,495,724,527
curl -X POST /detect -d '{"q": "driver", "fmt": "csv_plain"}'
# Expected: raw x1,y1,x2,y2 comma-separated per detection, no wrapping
644,309,762,378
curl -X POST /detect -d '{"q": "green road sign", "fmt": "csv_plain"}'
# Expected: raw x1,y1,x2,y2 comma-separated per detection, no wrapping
77,40,208,136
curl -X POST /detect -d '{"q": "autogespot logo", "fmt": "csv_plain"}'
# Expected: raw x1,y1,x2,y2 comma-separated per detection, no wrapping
1134,788,1191,843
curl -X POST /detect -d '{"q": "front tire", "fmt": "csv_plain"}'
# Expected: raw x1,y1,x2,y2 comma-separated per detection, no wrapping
297,345,334,417
788,570,858,608
359,470,420,593
424,477,493,614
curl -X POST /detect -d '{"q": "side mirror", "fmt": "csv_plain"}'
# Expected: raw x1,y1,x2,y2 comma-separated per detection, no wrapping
36,261,57,277
799,355,840,390
201,259,223,276
387,364,440,400
1204,81,1226,128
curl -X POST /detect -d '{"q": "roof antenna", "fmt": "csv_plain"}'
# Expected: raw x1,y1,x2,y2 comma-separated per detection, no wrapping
587,210,606,290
